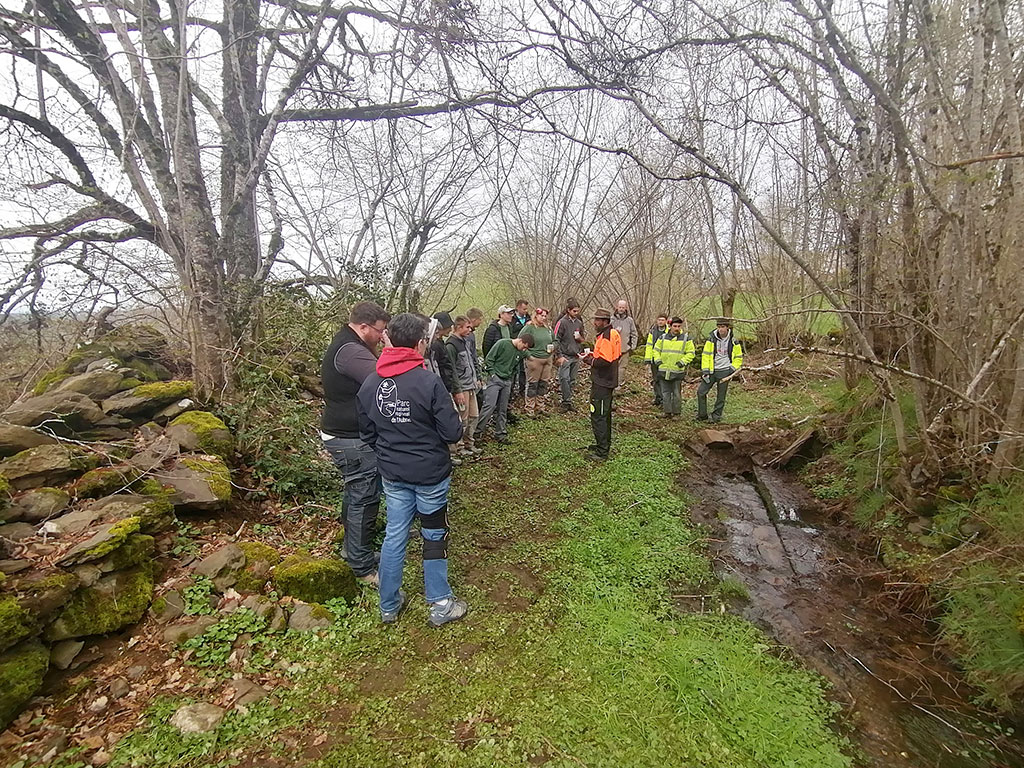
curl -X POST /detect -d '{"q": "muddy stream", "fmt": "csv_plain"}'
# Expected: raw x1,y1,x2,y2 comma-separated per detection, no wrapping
681,429,1024,768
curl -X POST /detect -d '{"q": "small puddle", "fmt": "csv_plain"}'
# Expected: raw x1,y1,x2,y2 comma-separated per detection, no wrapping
685,439,1024,768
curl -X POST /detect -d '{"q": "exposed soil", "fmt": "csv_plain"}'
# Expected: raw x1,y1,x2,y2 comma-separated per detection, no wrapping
681,427,1024,768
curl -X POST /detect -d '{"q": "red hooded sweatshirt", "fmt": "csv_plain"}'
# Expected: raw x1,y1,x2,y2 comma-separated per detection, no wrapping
376,346,426,377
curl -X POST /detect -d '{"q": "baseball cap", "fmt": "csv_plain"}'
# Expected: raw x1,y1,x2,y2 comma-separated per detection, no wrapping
498,305,515,314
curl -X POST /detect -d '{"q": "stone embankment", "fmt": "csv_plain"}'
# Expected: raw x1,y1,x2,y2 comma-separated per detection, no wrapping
0,327,352,731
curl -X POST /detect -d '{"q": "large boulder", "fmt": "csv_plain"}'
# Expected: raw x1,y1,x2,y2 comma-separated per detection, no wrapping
165,412,233,458
0,425,58,459
0,444,100,491
272,554,357,605
6,487,70,523
51,370,129,400
101,381,193,418
2,392,107,435
0,640,49,728
162,454,232,510
45,563,155,641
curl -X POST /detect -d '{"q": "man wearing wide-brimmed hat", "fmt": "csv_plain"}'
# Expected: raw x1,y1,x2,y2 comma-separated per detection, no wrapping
581,307,621,460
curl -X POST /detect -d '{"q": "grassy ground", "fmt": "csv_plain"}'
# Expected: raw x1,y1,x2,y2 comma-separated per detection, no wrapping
90,367,852,768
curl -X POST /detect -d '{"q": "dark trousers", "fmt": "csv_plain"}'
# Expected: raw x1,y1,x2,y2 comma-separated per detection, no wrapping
590,384,613,456
662,375,683,414
697,369,733,421
647,364,663,405
323,436,381,577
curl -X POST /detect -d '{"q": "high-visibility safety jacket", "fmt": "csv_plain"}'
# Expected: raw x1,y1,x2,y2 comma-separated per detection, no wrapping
644,324,669,362
653,332,695,378
701,331,743,372
591,326,622,389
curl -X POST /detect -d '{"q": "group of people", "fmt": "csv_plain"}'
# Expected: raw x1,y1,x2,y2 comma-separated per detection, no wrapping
318,299,742,628
643,314,744,422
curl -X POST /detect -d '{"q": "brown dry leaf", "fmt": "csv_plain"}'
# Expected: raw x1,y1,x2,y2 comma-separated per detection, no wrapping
312,732,328,746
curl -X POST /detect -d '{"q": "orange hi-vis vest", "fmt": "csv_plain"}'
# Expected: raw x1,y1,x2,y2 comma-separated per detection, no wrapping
593,327,621,364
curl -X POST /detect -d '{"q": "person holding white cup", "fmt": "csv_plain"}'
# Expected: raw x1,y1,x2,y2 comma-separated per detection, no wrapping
516,307,558,417
553,298,585,412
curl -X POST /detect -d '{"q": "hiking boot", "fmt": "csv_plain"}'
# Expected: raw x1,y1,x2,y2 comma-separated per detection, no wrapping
586,451,608,462
428,597,468,627
558,402,571,413
458,448,476,459
381,591,408,624
357,571,380,589
495,435,510,445
468,446,483,456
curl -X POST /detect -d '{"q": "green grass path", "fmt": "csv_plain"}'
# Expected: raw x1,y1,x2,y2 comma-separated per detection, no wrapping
110,379,852,768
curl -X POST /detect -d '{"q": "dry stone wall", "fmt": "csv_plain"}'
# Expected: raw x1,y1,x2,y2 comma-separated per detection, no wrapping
0,327,235,728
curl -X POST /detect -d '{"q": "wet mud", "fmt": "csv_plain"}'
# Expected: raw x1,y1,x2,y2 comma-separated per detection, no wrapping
682,431,1024,768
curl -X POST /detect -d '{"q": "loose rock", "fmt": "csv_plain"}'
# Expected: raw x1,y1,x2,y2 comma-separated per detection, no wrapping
169,702,225,734
50,640,85,670
162,615,217,645
2,392,107,435
287,602,333,632
8,487,70,523
193,544,246,592
225,678,267,707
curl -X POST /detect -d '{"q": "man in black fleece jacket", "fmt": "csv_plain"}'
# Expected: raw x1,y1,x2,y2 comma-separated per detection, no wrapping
357,313,468,628
320,301,391,586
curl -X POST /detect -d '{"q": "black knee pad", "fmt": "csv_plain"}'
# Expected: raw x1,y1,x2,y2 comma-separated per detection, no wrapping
422,531,449,560
417,503,448,529
537,380,549,396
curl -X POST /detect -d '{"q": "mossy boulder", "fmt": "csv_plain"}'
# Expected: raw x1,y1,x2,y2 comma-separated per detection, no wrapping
69,465,140,500
45,563,155,641
0,640,49,728
0,425,58,459
14,571,80,621
56,517,142,566
85,493,176,534
235,542,282,593
0,474,9,518
0,595,34,653
101,381,193,418
51,370,129,400
0,444,100,491
166,412,234,458
2,391,107,435
163,454,231,510
272,554,357,605
7,487,70,523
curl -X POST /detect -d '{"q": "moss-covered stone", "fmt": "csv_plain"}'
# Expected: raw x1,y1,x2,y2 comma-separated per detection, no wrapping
235,541,282,593
32,369,72,396
272,554,357,605
70,465,140,500
124,357,172,382
119,377,143,389
14,571,79,626
0,474,9,515
0,444,100,490
97,533,154,572
132,380,193,400
181,456,232,501
89,493,175,534
46,563,155,641
57,516,142,566
0,595,33,653
0,640,49,728
167,411,234,458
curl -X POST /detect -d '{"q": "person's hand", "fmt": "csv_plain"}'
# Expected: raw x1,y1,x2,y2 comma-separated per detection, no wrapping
676,361,685,369
555,356,565,366
454,392,467,406
382,330,393,348
701,373,711,384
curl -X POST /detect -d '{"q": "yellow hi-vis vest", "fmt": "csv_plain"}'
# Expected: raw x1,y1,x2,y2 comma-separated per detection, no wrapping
653,332,695,377
701,332,743,372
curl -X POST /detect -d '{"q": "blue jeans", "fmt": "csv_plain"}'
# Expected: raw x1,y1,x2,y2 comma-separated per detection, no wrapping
558,356,579,404
323,437,381,577
379,476,455,613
